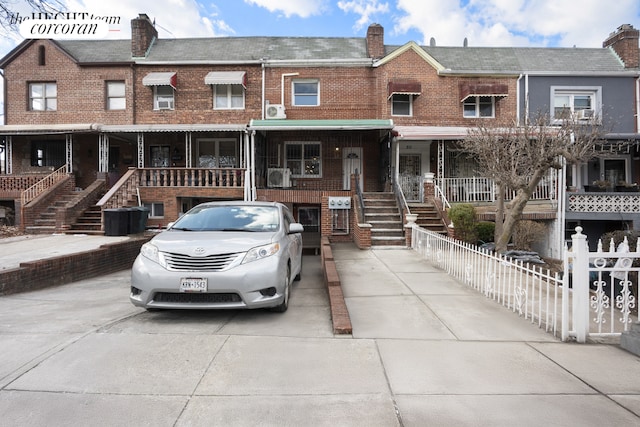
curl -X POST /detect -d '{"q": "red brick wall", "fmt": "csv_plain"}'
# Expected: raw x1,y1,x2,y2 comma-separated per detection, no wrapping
375,48,518,125
3,40,134,126
134,64,263,124
0,236,150,296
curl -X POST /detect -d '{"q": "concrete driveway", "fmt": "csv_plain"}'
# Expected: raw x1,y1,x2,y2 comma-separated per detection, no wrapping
1,249,639,426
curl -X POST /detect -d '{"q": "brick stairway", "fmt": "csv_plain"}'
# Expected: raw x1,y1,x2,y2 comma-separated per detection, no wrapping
65,204,104,235
408,203,449,235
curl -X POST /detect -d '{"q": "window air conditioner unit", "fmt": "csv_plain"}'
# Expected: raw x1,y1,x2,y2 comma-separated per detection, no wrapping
157,97,174,110
266,104,286,119
267,168,291,188
576,109,594,120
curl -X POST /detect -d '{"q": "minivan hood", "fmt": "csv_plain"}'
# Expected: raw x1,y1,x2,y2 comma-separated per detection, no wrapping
150,230,277,256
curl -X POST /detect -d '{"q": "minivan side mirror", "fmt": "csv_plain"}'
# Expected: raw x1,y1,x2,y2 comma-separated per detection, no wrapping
289,223,304,234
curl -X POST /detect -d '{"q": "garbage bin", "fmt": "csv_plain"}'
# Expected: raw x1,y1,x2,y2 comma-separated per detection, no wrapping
103,208,129,236
128,206,150,234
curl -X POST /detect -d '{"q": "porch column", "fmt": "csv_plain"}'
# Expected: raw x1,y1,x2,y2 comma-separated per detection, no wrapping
137,132,145,168
6,136,12,174
250,130,256,201
185,132,192,168
65,134,73,174
98,133,109,173
243,130,250,201
438,140,445,178
394,136,400,184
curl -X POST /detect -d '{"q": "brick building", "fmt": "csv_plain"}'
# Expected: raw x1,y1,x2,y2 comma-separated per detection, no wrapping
1,15,639,253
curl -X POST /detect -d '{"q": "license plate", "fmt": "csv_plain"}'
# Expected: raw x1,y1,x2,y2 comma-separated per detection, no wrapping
180,278,207,293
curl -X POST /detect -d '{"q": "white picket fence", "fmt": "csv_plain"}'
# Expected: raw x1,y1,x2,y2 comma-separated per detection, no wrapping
411,226,638,342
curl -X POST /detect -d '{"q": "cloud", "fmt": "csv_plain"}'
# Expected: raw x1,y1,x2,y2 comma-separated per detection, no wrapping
337,0,389,31
62,0,231,39
244,0,326,18
394,0,640,47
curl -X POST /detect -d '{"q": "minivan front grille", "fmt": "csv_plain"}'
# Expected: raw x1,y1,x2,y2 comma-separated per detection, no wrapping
153,292,242,304
163,251,243,271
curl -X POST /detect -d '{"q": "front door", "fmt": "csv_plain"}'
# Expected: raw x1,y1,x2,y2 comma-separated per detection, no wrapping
399,154,421,201
342,147,362,190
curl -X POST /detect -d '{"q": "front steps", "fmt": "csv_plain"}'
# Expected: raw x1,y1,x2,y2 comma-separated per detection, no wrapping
363,192,405,247
25,192,78,234
65,204,104,235
408,203,449,235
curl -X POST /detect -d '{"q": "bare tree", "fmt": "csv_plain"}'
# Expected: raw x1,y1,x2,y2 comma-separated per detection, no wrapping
460,113,606,253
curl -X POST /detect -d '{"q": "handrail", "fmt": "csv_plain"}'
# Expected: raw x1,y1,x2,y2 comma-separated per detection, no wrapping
393,176,410,215
434,182,451,210
354,169,365,222
97,168,138,209
20,165,69,206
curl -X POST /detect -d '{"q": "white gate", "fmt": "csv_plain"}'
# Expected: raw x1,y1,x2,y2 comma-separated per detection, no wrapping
565,227,638,342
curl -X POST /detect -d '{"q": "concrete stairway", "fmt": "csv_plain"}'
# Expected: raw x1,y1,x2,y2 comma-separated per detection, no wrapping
408,203,449,235
362,192,405,247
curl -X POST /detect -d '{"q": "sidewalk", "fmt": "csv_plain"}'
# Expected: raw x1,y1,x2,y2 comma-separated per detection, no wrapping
332,242,640,425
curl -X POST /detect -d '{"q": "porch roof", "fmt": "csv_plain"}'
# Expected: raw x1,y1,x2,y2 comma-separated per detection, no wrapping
249,119,393,131
393,126,470,140
100,124,246,133
0,123,101,135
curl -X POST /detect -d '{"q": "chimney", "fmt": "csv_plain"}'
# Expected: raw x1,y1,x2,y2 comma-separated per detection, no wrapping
366,24,385,59
131,13,158,58
603,24,639,68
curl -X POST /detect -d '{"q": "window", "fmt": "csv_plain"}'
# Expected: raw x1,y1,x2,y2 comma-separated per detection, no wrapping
106,81,126,110
31,140,65,167
285,142,321,177
553,91,596,120
298,207,319,232
150,145,170,167
197,139,238,167
29,82,57,111
214,84,244,109
292,80,319,106
392,94,412,116
143,202,164,218
463,96,494,118
154,85,174,110
38,46,45,66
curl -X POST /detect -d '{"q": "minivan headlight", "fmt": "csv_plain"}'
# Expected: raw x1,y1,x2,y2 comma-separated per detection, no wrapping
242,242,280,264
141,242,162,265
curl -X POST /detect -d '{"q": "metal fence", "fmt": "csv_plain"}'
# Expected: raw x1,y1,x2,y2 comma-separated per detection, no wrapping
411,225,639,342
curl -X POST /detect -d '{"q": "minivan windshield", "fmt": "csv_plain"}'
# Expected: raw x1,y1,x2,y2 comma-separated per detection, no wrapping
171,205,279,232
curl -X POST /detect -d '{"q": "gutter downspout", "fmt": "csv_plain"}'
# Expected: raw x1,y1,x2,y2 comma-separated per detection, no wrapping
261,59,266,119
636,76,640,132
524,74,529,125
516,74,523,125
281,73,299,105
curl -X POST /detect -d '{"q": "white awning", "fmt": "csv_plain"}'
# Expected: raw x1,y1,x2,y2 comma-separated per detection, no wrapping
142,72,177,89
204,71,247,88
393,126,470,140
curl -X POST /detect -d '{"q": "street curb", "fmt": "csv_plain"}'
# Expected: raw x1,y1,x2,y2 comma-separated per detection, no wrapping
321,237,353,334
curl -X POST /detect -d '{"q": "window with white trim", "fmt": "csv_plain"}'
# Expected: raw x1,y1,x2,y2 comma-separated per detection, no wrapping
214,84,245,109
106,81,126,110
391,94,412,116
463,96,494,118
285,142,321,177
552,88,599,121
153,85,174,110
29,82,57,111
292,80,319,106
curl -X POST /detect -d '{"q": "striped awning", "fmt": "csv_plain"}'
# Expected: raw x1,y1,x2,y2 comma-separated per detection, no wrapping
205,71,247,88
142,72,177,89
388,81,421,98
460,83,508,102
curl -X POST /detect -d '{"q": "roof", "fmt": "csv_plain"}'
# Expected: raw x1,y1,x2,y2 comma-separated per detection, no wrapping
249,119,393,130
383,45,631,75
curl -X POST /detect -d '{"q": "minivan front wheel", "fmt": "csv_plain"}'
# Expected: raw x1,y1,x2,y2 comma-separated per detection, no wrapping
271,265,290,313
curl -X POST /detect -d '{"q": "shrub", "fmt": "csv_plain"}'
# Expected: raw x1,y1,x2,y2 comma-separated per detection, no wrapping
448,203,477,243
475,221,495,244
513,220,546,251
